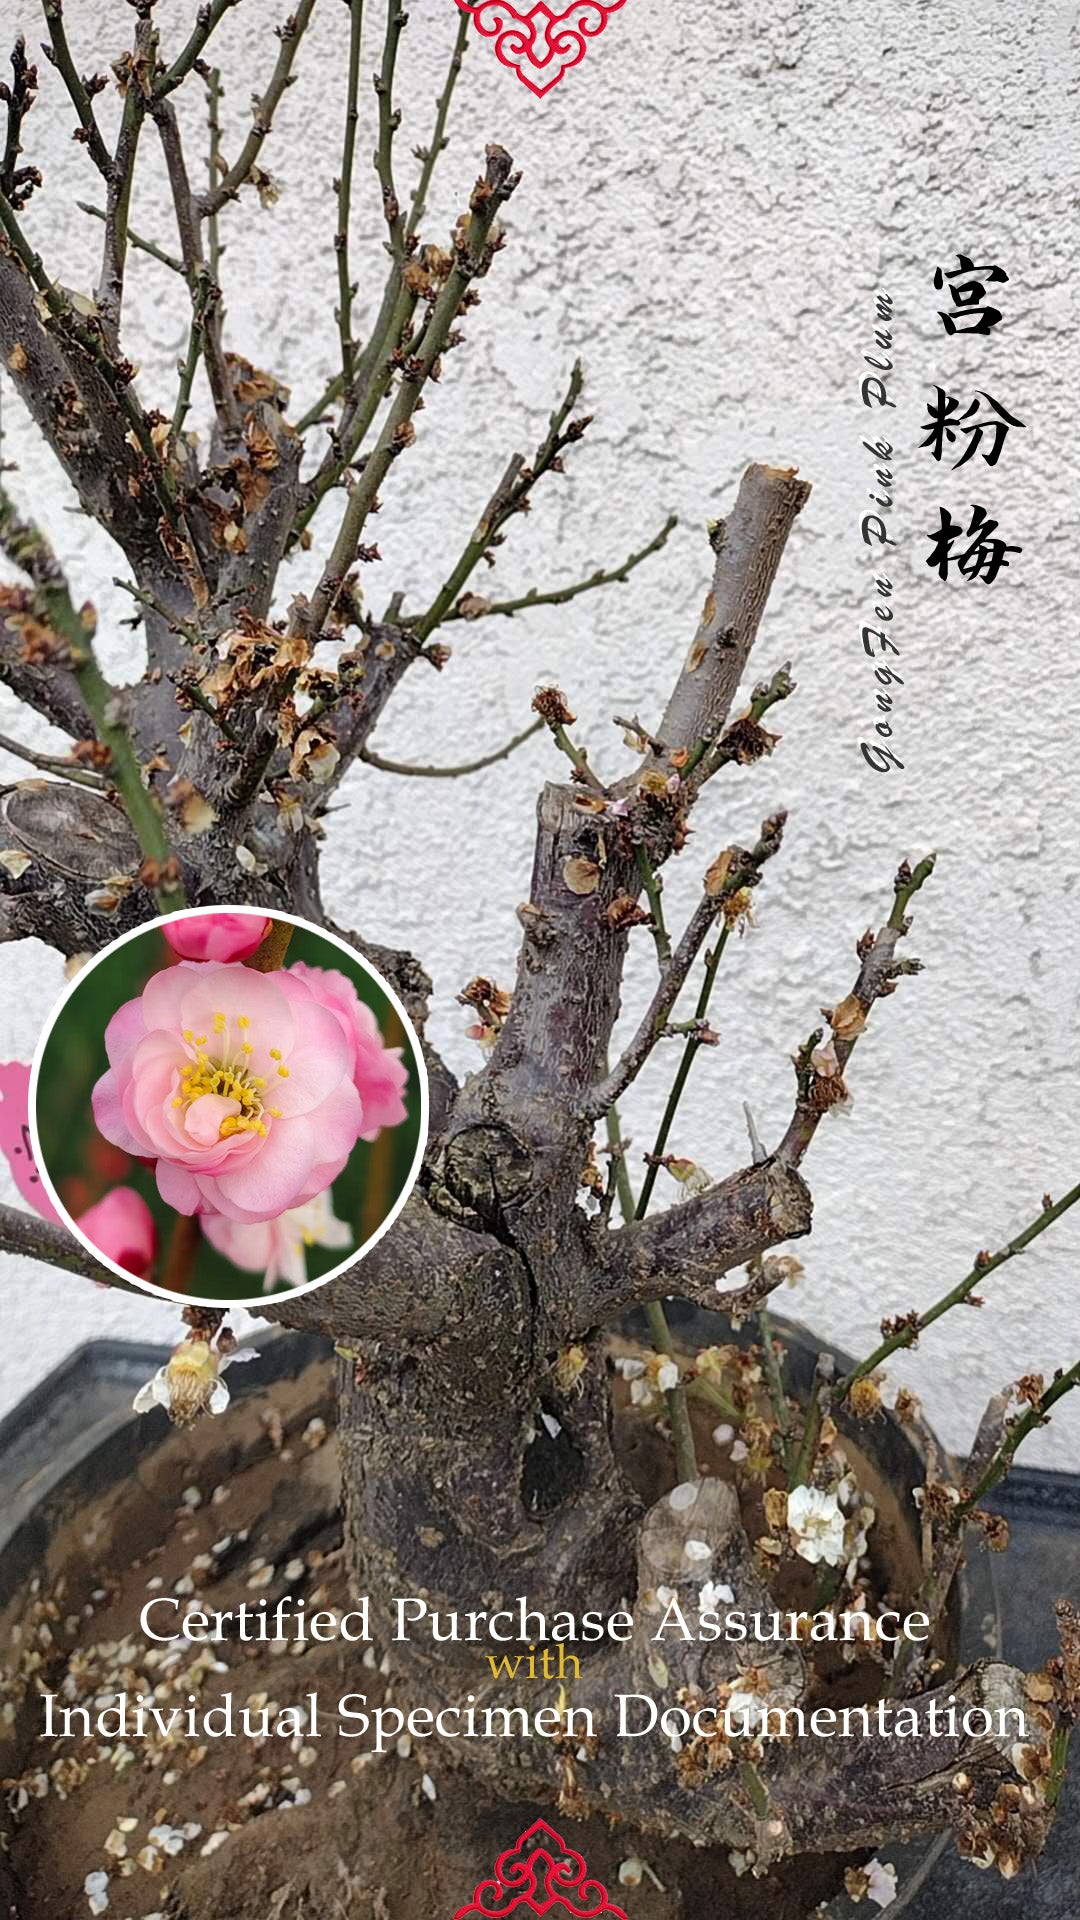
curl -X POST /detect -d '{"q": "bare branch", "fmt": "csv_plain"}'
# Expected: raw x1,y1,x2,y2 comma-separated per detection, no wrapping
306,143,520,640
197,0,317,218
374,2,407,269
1,36,40,211
656,463,810,760
444,513,678,623
152,97,237,437
0,484,184,907
778,852,936,1167
588,1156,813,1325
293,5,471,439
0,1199,119,1286
584,814,786,1120
0,183,203,563
836,1175,1080,1406
153,0,240,102
409,360,590,643
361,716,542,778
39,0,111,179
335,0,364,390
95,29,149,345
0,729,105,787
78,200,185,275
408,6,469,231
588,855,937,1330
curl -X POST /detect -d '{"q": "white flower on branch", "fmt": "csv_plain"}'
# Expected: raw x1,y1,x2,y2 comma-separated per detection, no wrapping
786,1484,847,1567
133,1335,259,1427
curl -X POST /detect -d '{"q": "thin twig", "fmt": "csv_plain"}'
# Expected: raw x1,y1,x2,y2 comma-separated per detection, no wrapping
408,6,469,230
336,0,364,391
0,730,106,788
636,843,670,968
374,2,407,268
197,0,317,217
305,145,519,640
588,817,786,1122
605,1101,698,1485
956,1361,1080,1517
778,853,937,1168
205,66,224,280
443,515,678,623
0,487,185,909
78,202,185,275
95,36,146,344
112,576,201,646
40,0,111,178
293,6,470,442
411,362,587,644
836,1178,1080,1404
154,0,240,101
1,37,39,208
539,714,605,794
360,718,542,778
153,97,237,437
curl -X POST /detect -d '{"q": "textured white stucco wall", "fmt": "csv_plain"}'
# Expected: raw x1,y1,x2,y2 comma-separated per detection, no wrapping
1,0,1078,1466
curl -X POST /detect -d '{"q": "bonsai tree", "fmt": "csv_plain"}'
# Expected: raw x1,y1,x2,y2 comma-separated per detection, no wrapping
0,0,1077,1890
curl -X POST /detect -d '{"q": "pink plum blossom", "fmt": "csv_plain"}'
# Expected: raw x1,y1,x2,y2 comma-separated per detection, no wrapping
77,1186,157,1278
203,1188,352,1292
289,962,408,1139
163,913,271,963
92,961,363,1224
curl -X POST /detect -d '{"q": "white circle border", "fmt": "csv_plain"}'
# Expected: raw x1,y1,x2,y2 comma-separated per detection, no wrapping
28,905,429,1307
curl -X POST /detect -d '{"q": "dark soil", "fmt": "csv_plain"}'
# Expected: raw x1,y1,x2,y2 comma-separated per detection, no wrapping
0,1344,921,1919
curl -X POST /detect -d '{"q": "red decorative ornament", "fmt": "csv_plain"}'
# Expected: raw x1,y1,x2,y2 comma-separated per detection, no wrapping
453,1818,629,1917
455,2,626,97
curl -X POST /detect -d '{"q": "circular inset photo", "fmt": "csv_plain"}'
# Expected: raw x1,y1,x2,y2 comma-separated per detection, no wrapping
30,909,426,1304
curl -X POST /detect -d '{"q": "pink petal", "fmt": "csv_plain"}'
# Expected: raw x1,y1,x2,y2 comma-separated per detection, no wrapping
205,1114,316,1222
77,1187,157,1278
178,966,295,1060
141,961,205,1035
265,995,352,1118
164,914,270,963
183,1092,241,1146
92,1068,142,1155
202,1212,275,1270
103,995,146,1067
288,1080,364,1204
156,1159,202,1215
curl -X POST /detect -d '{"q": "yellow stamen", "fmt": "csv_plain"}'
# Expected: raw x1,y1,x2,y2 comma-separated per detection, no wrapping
237,1015,250,1029
277,1065,290,1078
269,1047,282,1061
183,1028,194,1043
242,1042,253,1055
268,1106,282,1118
